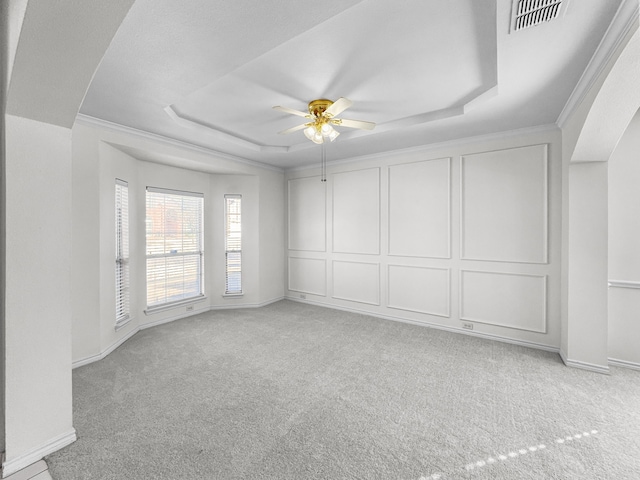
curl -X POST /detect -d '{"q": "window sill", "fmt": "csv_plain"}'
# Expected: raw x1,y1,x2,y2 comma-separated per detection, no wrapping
222,293,244,298
144,295,207,315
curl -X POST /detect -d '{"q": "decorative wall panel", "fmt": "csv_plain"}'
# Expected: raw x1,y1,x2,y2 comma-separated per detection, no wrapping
332,261,380,305
461,145,548,263
332,168,380,254
388,265,450,317
288,176,326,252
460,270,547,333
389,158,450,258
288,257,326,296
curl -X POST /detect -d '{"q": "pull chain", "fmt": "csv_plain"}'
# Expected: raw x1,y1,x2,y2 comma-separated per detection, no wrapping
321,143,327,182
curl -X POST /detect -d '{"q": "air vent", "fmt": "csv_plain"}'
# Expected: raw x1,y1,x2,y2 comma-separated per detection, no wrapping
513,0,563,31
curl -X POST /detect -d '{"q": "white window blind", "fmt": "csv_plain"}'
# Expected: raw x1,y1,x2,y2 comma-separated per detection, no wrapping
225,195,242,295
115,179,130,324
146,187,204,309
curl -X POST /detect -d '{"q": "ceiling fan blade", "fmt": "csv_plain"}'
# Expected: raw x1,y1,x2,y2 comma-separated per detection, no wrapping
278,123,310,135
273,105,311,118
324,97,353,117
333,118,376,130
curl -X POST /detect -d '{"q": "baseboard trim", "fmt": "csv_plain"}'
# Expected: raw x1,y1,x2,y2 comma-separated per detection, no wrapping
559,349,610,374
2,430,76,478
609,357,640,371
286,296,559,354
72,298,286,368
73,327,139,369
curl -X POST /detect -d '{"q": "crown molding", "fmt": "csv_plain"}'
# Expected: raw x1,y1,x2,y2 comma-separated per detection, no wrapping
286,123,559,173
557,0,639,128
74,113,284,173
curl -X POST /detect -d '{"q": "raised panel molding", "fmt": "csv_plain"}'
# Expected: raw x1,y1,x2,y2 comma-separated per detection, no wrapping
460,269,547,333
332,168,380,255
608,279,640,289
288,176,326,252
388,158,451,258
388,265,450,317
332,260,380,305
288,257,327,296
461,144,548,264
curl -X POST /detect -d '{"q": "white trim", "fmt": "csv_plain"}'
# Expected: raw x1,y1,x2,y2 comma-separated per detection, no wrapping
3,460,47,480
557,0,640,127
286,296,559,354
74,114,283,173
73,327,139,369
609,357,640,371
144,296,208,315
146,186,204,198
2,430,76,478
114,316,133,332
286,124,559,173
608,279,640,289
559,349,610,375
141,303,211,330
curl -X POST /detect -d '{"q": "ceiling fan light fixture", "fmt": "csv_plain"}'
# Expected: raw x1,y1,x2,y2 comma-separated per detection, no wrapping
274,97,375,145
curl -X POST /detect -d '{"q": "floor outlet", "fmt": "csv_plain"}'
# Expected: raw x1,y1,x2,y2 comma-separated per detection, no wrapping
463,322,473,330
186,305,194,312
300,294,306,300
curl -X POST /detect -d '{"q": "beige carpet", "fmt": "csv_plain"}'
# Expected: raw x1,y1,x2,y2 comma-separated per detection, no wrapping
47,300,640,479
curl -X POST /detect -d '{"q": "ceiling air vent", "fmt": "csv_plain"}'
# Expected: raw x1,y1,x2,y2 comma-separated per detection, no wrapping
512,0,563,31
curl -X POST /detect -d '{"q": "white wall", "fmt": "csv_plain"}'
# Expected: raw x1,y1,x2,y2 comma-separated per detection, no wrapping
71,122,285,366
286,128,562,350
608,108,640,367
4,115,76,472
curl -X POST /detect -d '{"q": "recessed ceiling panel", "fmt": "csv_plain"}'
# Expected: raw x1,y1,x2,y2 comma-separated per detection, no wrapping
170,0,498,148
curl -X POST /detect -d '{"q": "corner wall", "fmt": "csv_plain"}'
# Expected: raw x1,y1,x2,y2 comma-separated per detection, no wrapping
285,127,562,351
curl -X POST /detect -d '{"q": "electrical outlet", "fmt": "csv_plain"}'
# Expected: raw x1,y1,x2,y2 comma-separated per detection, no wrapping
462,322,473,330
186,305,194,312
300,294,306,300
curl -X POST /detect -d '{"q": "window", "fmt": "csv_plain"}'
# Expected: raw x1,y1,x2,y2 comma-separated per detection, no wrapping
225,195,242,295
115,179,130,326
146,187,204,309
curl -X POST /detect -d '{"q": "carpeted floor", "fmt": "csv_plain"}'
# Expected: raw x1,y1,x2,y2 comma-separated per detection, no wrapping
47,300,640,479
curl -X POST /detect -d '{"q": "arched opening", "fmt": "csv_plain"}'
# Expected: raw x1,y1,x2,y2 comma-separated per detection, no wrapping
563,25,640,372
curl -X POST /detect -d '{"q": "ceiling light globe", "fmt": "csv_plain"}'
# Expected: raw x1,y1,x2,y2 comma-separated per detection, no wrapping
328,129,340,142
312,132,324,144
304,126,315,140
320,123,333,136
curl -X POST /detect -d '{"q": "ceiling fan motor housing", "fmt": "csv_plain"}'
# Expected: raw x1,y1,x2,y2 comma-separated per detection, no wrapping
308,99,334,117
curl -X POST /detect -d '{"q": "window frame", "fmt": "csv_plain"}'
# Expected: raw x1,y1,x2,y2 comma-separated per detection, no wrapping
145,186,205,312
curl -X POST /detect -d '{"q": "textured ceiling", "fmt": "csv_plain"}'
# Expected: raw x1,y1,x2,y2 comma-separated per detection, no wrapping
79,0,624,169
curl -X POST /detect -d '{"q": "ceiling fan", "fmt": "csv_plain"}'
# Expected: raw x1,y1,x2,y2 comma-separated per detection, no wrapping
273,97,375,144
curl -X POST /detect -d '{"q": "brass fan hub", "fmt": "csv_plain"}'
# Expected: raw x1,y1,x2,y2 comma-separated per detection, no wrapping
308,99,334,118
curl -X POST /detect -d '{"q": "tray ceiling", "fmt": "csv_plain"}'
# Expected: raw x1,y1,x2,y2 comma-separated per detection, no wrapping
79,0,624,169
